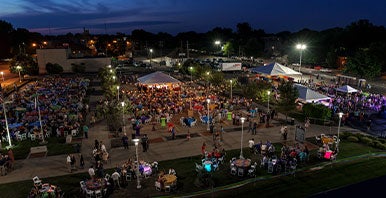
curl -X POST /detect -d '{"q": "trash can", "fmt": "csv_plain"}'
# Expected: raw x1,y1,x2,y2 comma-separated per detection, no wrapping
291,118,295,125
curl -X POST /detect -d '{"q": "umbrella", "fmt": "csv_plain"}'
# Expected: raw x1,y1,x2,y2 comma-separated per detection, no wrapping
15,107,27,111
8,123,23,129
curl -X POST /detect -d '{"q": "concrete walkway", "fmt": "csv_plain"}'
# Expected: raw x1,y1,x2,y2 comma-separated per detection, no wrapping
0,106,359,184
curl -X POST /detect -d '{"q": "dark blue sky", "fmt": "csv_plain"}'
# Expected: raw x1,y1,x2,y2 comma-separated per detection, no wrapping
1,0,386,35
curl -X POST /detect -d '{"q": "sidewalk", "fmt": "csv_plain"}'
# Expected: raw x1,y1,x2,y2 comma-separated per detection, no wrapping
0,107,360,184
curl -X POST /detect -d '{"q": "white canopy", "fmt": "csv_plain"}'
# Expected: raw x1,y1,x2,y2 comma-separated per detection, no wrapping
294,84,331,103
137,71,181,85
336,85,358,93
250,62,302,76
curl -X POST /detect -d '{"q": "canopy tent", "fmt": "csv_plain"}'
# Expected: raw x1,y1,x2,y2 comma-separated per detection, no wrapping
294,84,331,103
137,71,181,87
336,85,358,93
250,62,302,76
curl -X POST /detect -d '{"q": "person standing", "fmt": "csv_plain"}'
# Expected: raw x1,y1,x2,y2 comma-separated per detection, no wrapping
248,138,255,153
79,154,85,169
141,135,149,152
70,154,76,171
88,165,95,179
83,124,89,139
66,154,72,173
248,120,253,133
171,127,176,140
122,133,129,149
252,121,257,135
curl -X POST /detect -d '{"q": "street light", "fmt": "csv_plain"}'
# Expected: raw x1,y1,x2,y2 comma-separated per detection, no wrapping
206,98,210,131
206,71,210,96
3,101,13,147
337,112,343,152
230,79,233,100
240,117,246,159
117,86,120,101
189,67,193,82
267,90,271,113
121,102,125,134
132,138,141,189
1,71,4,81
296,43,307,78
214,40,221,53
149,49,153,66
16,65,22,82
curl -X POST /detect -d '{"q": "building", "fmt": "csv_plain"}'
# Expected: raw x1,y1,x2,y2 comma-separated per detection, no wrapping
36,48,110,74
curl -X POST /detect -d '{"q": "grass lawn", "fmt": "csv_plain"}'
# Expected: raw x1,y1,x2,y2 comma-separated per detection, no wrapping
2,137,79,160
1,140,385,197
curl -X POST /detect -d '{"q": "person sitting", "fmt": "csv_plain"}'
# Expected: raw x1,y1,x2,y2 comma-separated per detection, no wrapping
168,168,176,175
111,171,121,189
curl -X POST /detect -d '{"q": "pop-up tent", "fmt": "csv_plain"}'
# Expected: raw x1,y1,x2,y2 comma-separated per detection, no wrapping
250,62,302,76
137,71,181,87
294,84,331,103
336,85,358,93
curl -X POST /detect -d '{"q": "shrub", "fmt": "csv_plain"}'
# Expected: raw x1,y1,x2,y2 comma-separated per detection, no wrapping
378,143,386,150
340,132,350,139
360,136,373,146
347,136,359,142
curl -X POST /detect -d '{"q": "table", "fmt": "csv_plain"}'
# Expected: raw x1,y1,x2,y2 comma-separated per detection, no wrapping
202,160,213,172
39,184,56,198
201,116,212,124
85,178,107,190
233,159,251,168
322,137,334,145
162,174,177,186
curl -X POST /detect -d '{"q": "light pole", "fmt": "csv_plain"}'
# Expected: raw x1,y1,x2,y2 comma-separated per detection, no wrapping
132,138,141,189
16,65,22,82
121,102,125,134
189,66,193,82
240,117,246,159
149,49,153,66
230,79,233,100
1,72,4,81
296,43,306,79
206,98,210,131
214,40,221,54
206,71,210,96
3,101,13,147
337,112,343,152
267,90,271,113
112,76,116,81
117,86,120,101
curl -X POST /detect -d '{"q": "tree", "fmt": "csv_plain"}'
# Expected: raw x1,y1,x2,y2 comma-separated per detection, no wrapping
277,81,298,121
222,41,235,57
208,71,224,86
10,54,39,75
241,80,271,103
303,103,331,121
71,63,86,73
0,20,14,59
344,49,381,79
46,62,63,74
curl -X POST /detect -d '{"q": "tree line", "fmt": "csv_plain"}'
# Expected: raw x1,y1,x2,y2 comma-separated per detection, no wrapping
0,19,385,78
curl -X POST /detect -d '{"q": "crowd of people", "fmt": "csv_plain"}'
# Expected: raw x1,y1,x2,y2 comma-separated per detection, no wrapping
1,77,89,143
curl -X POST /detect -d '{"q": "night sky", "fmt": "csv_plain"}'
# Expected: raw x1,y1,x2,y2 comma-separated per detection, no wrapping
1,0,386,35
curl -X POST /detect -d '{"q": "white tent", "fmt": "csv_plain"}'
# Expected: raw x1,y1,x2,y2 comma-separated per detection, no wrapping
336,85,358,93
137,71,181,86
294,84,331,103
250,62,302,76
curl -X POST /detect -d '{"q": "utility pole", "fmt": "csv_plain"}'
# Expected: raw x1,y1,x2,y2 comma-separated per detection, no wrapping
186,41,189,59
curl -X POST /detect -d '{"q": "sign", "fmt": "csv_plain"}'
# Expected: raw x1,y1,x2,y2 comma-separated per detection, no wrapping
295,125,305,143
66,135,72,144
